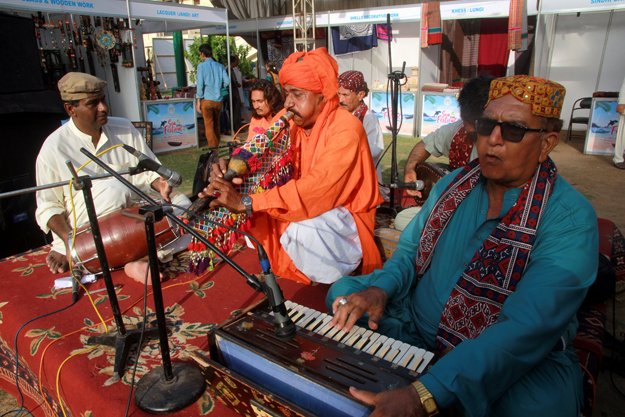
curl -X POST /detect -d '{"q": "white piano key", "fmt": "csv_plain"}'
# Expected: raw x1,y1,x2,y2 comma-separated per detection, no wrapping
416,351,435,374
324,324,342,339
296,306,318,327
365,335,388,356
289,305,308,323
359,332,381,353
299,310,321,329
307,314,331,332
352,330,373,350
272,301,435,375
332,327,350,343
397,345,420,368
383,340,406,363
375,337,396,358
392,342,412,365
315,316,333,336
406,348,426,372
344,327,366,347
334,325,363,344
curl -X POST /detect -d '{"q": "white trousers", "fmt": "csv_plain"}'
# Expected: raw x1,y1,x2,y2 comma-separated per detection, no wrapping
280,206,362,284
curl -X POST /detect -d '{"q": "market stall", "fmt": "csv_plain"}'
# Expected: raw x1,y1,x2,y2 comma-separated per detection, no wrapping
534,0,625,126
0,0,228,122
201,0,539,137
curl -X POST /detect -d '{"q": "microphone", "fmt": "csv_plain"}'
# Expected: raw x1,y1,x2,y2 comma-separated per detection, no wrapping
178,203,294,338
389,180,425,190
257,245,296,339
123,144,182,187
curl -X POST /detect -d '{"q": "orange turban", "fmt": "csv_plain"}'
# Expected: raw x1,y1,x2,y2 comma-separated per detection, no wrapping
279,48,338,100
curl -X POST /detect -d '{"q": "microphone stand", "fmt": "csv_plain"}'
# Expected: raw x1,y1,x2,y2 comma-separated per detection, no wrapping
64,163,160,379
79,147,294,412
131,205,206,413
382,13,407,214
0,164,160,379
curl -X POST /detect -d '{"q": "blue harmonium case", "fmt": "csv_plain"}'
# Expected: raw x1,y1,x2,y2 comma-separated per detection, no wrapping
204,303,430,417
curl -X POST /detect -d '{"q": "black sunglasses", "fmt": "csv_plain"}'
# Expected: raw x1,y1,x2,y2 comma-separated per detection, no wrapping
475,117,544,143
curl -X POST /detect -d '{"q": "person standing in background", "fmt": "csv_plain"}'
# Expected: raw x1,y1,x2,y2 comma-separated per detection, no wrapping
613,75,625,169
195,44,230,148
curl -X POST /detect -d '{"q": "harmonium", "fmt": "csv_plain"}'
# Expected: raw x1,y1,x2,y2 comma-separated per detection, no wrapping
194,299,436,417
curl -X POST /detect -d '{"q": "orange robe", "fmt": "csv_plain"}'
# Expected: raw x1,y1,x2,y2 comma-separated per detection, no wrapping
249,106,383,284
247,116,271,141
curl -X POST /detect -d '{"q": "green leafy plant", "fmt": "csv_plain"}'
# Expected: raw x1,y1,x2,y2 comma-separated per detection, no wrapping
185,35,254,83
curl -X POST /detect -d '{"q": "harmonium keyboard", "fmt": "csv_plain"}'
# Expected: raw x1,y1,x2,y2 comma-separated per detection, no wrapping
203,300,435,417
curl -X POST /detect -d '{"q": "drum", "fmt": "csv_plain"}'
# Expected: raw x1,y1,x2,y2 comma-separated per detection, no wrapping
70,206,180,274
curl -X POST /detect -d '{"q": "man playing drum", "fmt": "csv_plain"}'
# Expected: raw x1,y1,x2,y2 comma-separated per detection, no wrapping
35,72,187,279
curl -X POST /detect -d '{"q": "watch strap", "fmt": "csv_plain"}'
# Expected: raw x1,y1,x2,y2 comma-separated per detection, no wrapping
412,381,439,416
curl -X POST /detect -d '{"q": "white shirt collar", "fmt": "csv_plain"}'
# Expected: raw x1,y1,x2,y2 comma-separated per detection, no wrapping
67,117,110,150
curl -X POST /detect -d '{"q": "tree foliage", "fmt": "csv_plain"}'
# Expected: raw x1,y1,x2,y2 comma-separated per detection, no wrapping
185,35,254,83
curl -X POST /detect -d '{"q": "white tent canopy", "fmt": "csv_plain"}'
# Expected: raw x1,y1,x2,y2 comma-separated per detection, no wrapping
0,0,228,120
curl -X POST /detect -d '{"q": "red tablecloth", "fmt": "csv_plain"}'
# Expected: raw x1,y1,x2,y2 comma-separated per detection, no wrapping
0,245,328,416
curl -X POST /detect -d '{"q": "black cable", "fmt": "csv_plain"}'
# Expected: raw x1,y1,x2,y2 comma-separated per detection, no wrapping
123,265,150,417
1,296,78,417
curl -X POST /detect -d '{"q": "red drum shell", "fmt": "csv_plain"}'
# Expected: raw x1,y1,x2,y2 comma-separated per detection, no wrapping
71,207,178,273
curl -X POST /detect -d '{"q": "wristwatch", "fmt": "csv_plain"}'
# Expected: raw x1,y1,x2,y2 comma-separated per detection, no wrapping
412,381,439,416
241,195,253,216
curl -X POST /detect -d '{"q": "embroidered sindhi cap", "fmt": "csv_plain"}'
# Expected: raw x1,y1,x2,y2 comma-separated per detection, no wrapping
58,72,107,101
488,75,565,119
338,70,368,93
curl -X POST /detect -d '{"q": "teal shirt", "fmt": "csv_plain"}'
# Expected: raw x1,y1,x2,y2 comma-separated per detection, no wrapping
196,58,230,102
342,169,598,416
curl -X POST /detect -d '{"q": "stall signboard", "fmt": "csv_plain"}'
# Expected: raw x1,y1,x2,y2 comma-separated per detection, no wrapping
583,97,619,155
143,99,198,154
420,92,460,137
370,91,417,137
541,0,625,14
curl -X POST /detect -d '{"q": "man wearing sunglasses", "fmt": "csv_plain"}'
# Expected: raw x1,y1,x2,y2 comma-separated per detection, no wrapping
327,75,598,417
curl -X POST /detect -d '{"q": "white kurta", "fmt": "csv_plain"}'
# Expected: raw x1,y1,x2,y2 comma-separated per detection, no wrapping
35,117,161,255
362,110,385,186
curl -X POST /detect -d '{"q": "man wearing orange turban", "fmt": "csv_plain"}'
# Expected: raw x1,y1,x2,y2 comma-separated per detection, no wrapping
202,48,383,284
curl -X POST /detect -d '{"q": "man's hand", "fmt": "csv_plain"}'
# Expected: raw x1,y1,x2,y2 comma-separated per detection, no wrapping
403,170,423,198
349,384,426,417
196,100,202,114
196,159,244,201
151,178,172,203
403,142,430,198
330,287,388,333
203,176,245,212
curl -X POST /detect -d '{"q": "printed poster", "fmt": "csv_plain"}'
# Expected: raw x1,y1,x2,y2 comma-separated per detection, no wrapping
584,98,619,155
143,99,198,154
420,92,460,137
370,91,416,136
